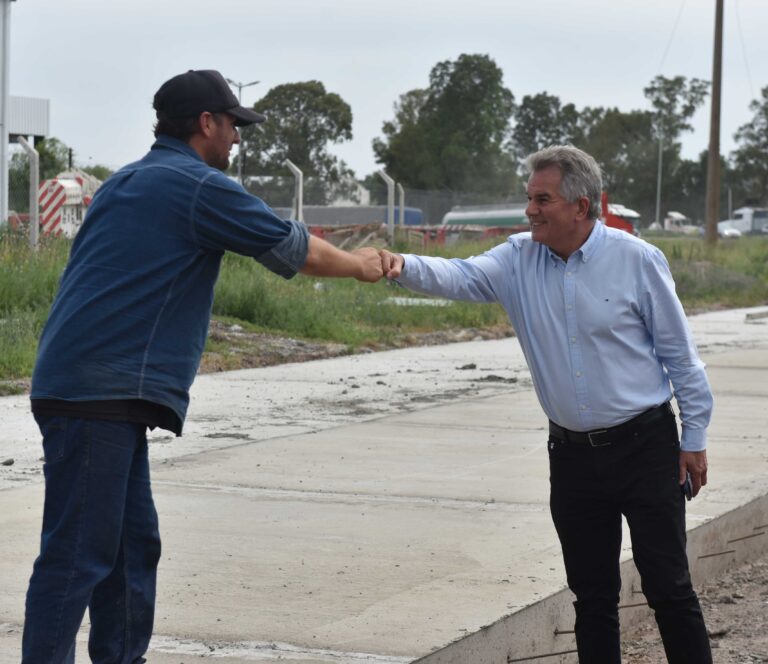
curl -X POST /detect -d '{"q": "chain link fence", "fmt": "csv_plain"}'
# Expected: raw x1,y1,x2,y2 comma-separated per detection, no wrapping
242,174,527,227
7,145,33,230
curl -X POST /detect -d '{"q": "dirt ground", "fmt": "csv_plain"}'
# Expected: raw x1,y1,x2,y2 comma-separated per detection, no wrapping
622,549,768,663
199,318,515,372
0,320,515,397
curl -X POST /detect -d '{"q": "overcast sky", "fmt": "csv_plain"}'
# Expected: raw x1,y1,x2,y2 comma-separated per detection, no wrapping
8,0,768,179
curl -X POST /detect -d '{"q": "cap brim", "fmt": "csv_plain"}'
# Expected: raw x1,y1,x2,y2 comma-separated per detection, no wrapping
228,105,266,126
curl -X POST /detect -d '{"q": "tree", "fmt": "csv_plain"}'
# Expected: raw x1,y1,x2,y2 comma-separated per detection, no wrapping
238,81,355,204
731,85,768,205
667,151,733,222
7,137,71,213
36,137,71,179
373,54,516,196
81,164,114,181
643,75,709,147
371,89,434,190
639,76,710,222
8,150,32,213
510,92,580,165
579,107,659,219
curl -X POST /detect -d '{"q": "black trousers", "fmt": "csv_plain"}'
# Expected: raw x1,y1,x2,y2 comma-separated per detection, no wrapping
548,406,712,663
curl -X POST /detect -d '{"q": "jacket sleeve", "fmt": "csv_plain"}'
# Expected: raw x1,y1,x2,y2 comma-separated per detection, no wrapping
191,172,309,279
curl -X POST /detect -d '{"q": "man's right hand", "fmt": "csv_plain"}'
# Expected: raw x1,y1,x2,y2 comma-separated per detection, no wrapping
380,250,404,279
350,247,385,283
300,237,384,282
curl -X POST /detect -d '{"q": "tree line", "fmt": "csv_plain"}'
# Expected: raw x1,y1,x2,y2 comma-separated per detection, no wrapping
237,53,767,224
11,53,768,224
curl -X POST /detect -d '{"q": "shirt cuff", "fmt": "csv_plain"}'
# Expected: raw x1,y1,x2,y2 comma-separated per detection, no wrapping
680,427,707,452
394,253,413,287
255,220,309,279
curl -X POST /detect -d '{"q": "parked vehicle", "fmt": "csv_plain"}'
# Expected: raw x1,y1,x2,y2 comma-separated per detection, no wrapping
600,192,640,235
729,207,768,235
717,221,742,239
663,211,700,235
441,206,527,228
440,193,639,236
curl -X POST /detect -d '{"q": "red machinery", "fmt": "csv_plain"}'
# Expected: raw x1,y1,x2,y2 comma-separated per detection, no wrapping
601,191,640,235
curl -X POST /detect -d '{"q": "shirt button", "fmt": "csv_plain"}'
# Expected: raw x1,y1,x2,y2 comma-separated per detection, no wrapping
576,371,582,377
580,405,587,410
570,337,576,343
567,305,573,311
566,272,573,277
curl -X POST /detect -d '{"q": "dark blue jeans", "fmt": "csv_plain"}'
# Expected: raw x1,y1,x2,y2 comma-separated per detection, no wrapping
548,410,712,663
23,416,161,664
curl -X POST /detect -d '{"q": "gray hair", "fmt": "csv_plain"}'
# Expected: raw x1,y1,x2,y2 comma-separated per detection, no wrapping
525,145,603,220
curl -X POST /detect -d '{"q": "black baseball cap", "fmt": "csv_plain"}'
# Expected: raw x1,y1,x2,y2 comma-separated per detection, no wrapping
153,69,266,126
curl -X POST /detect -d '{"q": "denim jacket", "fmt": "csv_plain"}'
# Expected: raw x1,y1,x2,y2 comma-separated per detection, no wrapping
31,135,309,430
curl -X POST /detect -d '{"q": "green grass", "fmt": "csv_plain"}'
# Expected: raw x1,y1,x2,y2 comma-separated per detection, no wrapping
0,229,69,381
212,250,508,347
0,230,68,313
1,226,766,382
0,312,45,379
651,237,768,309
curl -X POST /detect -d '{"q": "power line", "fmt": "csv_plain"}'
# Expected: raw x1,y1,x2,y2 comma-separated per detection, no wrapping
733,0,755,100
656,0,688,75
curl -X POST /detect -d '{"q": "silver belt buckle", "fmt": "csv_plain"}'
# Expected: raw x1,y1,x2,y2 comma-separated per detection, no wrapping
587,429,611,447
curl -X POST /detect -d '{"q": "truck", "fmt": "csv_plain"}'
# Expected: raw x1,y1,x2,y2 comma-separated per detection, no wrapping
441,205,528,228
662,211,700,235
728,207,768,235
600,192,640,235
440,193,640,236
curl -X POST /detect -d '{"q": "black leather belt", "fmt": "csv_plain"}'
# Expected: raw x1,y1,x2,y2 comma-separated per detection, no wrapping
548,402,673,447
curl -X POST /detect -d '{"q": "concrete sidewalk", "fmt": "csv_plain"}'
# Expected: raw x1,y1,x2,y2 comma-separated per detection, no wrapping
1,307,767,663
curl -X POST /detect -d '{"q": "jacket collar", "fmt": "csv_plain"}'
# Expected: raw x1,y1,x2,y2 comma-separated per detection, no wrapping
151,134,205,163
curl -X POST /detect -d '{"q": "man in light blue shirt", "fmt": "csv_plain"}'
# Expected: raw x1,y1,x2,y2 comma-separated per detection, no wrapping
380,145,713,663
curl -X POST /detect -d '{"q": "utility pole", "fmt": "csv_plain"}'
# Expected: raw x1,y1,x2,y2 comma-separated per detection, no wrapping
225,77,259,187
704,0,723,245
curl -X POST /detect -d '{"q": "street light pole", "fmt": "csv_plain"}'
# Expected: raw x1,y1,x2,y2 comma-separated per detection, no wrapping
225,77,259,187
654,127,663,227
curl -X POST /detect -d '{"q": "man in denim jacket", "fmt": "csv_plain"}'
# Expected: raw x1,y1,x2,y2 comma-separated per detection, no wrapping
23,69,382,664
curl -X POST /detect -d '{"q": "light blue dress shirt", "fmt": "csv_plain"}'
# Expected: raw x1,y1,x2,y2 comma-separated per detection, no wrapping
397,221,713,451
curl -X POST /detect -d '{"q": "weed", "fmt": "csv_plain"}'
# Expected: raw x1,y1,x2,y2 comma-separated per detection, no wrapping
1,230,766,381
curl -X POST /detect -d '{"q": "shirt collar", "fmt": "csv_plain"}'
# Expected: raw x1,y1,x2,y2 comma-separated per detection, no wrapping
577,219,604,263
151,134,205,163
545,220,605,265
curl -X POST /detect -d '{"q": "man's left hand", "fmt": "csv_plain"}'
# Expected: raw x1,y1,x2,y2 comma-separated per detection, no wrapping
680,450,708,497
